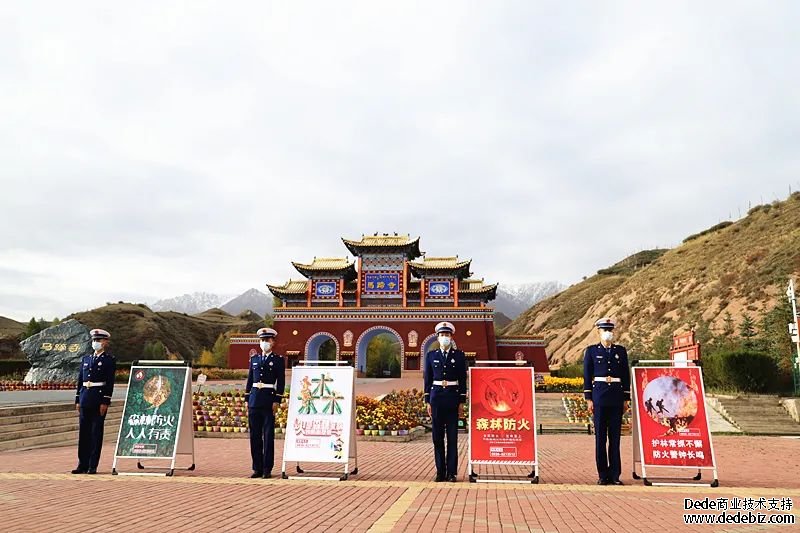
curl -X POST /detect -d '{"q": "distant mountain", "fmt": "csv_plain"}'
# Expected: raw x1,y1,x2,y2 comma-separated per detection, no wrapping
150,292,233,315
220,289,273,317
494,282,566,319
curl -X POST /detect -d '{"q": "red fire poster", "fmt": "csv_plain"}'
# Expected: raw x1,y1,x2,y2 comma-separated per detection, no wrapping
469,367,536,464
633,366,716,469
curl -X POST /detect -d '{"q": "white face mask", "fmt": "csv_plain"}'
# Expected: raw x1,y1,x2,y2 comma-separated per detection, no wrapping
91,341,103,352
260,341,272,352
600,331,614,342
438,335,452,348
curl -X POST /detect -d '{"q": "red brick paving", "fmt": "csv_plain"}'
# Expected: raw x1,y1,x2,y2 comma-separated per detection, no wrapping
0,433,798,532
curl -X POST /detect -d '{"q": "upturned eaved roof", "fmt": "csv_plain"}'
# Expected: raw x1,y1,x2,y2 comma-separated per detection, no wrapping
291,257,357,280
458,278,498,299
408,256,472,279
266,279,309,296
342,233,422,259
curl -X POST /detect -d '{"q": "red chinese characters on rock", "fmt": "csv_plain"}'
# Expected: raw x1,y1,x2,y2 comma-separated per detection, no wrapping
633,366,715,469
469,367,536,463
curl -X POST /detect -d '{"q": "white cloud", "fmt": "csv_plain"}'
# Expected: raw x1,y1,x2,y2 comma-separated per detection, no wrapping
1,1,799,319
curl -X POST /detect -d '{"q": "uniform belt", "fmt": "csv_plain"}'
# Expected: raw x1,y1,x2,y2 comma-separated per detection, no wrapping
253,383,275,389
432,380,458,387
82,381,106,387
593,376,621,383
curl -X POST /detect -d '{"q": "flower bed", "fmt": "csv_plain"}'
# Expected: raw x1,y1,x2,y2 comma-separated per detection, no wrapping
563,394,632,426
356,389,426,436
0,380,75,391
0,366,249,391
193,390,251,433
192,388,427,439
540,376,583,393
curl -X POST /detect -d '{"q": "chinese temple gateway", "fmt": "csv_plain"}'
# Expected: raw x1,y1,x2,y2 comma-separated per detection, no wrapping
228,234,548,376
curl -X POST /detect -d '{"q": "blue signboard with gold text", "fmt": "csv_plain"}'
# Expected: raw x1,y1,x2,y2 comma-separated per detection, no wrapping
363,272,401,293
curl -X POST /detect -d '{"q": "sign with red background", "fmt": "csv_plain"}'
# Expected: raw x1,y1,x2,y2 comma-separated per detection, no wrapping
469,367,536,464
633,366,715,468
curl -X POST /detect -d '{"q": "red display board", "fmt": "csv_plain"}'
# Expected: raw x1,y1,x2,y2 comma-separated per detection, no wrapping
468,366,537,465
632,366,716,469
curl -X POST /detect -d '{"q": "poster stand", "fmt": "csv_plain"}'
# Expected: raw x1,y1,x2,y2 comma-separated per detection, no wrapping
630,359,718,487
468,361,539,484
281,360,358,481
112,360,195,477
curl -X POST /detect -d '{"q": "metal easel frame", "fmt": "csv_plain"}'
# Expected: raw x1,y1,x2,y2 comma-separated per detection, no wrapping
112,360,196,477
630,359,718,487
282,360,358,481
468,361,539,484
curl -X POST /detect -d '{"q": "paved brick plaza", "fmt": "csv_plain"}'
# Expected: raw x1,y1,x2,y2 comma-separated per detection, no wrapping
1,433,797,532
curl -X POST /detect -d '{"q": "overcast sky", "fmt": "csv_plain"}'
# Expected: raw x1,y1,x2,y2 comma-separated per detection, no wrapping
1,1,799,321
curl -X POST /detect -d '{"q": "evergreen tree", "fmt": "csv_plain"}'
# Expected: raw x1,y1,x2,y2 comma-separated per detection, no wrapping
739,313,757,350
23,318,41,339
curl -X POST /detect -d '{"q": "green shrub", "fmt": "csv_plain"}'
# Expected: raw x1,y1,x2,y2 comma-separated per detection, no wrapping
552,362,583,378
702,350,779,393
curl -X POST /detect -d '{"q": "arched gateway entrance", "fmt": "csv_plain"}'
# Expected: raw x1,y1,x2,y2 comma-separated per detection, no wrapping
355,326,404,377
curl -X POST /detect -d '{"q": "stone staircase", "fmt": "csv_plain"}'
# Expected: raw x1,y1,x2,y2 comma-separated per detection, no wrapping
0,403,124,452
536,395,592,434
713,395,800,436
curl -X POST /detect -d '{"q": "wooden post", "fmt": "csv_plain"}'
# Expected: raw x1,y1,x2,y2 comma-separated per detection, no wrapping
453,277,459,307
402,260,408,307
338,278,344,307
420,278,426,307
306,280,312,307
356,257,362,307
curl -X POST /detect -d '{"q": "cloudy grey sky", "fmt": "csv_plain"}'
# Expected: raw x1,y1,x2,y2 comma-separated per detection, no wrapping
1,1,799,321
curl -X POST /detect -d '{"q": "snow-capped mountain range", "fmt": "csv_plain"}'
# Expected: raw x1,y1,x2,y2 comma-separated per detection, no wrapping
151,290,273,317
150,282,562,320
494,282,566,319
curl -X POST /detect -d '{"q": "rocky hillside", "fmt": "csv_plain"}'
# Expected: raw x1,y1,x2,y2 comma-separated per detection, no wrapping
505,193,800,366
68,303,265,362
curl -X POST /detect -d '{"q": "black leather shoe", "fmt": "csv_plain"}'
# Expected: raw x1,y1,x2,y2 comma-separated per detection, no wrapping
597,479,608,485
71,468,87,474
447,475,457,483
434,474,446,482
263,472,272,479
250,472,263,478
86,469,97,474
611,480,624,485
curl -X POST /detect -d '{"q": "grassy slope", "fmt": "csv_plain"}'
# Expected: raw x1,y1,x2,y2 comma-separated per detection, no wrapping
504,193,800,365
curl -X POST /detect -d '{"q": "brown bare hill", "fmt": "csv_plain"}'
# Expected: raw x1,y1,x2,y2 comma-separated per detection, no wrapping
0,316,24,338
494,311,513,330
504,193,800,366
68,303,265,362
